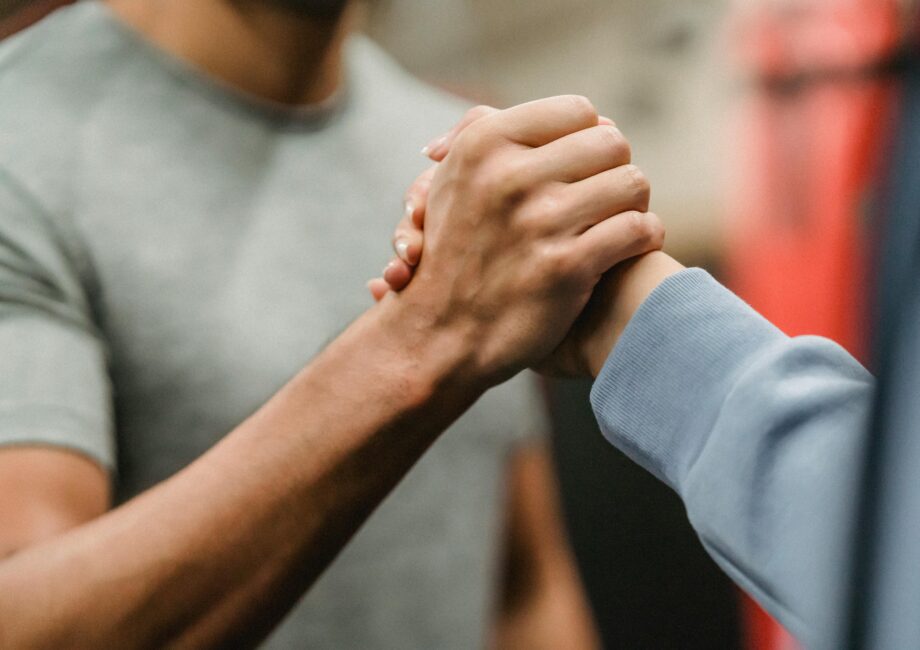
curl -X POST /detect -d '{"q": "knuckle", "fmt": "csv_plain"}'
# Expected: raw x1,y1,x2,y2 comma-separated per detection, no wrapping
480,155,532,200
645,212,666,248
623,165,651,200
597,126,631,162
593,124,617,146
536,243,565,276
524,189,566,228
468,104,497,121
563,94,598,123
531,238,571,273
542,243,581,280
627,211,650,239
625,210,658,243
454,123,494,166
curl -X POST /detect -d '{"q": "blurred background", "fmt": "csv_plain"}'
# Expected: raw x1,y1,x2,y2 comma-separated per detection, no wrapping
366,0,730,270
2,0,911,648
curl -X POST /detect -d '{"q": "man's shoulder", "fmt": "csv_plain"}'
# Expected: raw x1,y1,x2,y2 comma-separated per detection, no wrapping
0,3,116,113
0,3,120,209
338,35,473,217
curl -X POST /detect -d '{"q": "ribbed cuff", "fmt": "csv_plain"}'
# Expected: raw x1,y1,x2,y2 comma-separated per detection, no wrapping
590,269,785,491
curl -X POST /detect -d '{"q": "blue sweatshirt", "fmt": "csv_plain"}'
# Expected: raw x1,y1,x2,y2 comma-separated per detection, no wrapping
591,269,876,649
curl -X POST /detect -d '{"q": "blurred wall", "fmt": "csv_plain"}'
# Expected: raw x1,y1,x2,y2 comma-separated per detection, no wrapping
367,0,732,267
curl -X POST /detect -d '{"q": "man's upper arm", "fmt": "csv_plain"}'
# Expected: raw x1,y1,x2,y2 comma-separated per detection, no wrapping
0,447,109,558
0,170,115,553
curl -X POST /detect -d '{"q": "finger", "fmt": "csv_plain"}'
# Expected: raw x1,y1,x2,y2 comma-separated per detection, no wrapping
557,164,651,231
528,125,631,184
403,165,437,229
368,278,390,302
487,95,599,148
392,225,424,266
575,211,665,276
428,108,613,164
423,105,499,162
383,258,413,290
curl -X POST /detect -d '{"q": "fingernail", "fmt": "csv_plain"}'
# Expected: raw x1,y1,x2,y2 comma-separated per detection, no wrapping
404,201,415,219
395,239,410,263
422,135,447,158
383,261,398,283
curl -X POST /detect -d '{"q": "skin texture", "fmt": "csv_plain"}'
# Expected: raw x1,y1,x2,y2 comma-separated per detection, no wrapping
0,449,109,560
106,0,351,105
389,97,663,384
0,300,488,648
575,251,686,377
377,106,684,378
0,66,659,650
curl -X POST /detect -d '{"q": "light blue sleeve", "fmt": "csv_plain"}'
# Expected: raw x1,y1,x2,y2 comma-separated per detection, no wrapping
590,269,874,649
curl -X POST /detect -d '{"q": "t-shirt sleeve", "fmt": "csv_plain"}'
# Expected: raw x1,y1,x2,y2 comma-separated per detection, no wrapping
0,171,115,471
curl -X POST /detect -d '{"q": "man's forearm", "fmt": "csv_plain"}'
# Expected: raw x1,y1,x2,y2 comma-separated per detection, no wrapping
0,301,484,648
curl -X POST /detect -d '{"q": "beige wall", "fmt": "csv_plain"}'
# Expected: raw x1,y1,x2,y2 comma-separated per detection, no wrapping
367,0,733,265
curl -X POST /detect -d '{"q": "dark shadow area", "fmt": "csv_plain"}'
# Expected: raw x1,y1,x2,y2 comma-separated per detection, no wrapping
548,378,742,649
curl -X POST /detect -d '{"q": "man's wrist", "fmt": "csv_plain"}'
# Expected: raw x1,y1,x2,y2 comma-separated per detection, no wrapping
368,296,490,409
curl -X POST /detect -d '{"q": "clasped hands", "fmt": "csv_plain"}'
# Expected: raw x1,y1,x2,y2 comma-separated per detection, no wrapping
368,96,672,385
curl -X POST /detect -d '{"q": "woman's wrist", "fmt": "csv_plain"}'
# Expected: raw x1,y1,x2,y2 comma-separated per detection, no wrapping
586,252,685,378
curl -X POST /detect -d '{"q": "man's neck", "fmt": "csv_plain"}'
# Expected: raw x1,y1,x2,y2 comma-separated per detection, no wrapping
105,0,352,106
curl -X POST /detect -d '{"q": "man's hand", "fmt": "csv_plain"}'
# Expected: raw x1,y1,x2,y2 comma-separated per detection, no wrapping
369,106,620,300
372,100,667,378
549,251,684,377
372,96,663,383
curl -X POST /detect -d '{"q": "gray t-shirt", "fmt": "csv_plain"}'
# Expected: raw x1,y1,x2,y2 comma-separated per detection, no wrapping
0,3,548,647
